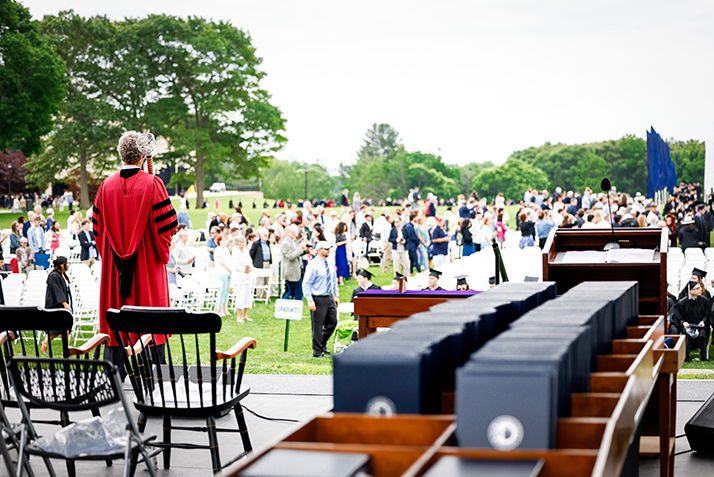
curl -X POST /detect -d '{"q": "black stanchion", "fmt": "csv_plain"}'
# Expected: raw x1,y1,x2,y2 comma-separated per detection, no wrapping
492,239,509,284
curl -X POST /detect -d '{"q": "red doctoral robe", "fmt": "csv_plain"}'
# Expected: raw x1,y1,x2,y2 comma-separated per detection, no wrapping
93,168,177,347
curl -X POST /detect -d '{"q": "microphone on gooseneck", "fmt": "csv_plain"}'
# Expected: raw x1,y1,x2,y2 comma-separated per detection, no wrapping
600,177,620,251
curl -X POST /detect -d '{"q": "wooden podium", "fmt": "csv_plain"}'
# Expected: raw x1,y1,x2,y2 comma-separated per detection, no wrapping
542,228,668,315
353,290,478,339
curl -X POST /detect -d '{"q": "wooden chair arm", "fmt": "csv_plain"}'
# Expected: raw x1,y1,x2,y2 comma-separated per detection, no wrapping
126,335,154,357
68,333,111,356
216,337,257,360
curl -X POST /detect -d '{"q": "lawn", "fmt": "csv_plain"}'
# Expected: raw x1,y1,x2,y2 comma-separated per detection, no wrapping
204,266,394,375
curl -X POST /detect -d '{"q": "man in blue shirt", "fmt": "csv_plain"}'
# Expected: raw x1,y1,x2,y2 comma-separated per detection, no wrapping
431,217,450,267
206,226,219,263
28,216,45,253
176,204,192,228
302,241,339,358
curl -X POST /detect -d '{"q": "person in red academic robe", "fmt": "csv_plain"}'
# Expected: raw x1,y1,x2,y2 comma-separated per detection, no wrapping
93,131,177,375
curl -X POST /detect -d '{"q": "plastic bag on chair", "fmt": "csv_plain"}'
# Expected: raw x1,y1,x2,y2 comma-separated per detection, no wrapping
34,407,130,458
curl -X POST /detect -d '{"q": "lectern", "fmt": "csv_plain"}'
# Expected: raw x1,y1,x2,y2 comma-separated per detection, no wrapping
541,228,667,315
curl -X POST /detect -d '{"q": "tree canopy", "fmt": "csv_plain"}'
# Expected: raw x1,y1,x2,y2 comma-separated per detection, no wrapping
472,159,550,201
30,11,285,208
357,123,402,160
341,124,479,201
0,0,65,155
262,159,336,201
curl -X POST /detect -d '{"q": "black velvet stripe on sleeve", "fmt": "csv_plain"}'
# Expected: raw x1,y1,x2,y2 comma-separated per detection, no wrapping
93,204,100,216
152,198,172,211
158,219,178,234
91,217,98,226
154,209,176,224
92,230,99,237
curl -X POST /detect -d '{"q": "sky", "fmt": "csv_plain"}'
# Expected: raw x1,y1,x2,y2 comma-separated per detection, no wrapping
24,0,714,170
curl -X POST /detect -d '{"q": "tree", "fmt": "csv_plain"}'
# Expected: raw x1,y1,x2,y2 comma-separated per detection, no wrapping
0,0,65,155
343,155,389,200
262,160,336,202
30,11,118,208
472,159,550,202
0,149,36,194
572,152,610,193
263,159,301,200
143,15,286,208
669,139,704,185
459,161,495,196
591,135,647,195
404,151,459,199
357,123,402,160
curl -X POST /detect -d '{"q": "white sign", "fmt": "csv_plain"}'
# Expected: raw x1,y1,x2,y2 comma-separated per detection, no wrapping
274,299,304,320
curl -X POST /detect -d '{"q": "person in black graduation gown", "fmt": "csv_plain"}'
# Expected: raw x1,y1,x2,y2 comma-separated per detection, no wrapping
678,217,702,251
455,275,470,291
673,281,712,361
423,269,445,291
351,269,381,302
350,269,380,341
40,256,73,353
389,272,405,290
677,268,713,302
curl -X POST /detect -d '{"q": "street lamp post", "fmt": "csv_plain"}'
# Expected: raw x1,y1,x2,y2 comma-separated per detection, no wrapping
7,164,11,198
304,164,308,201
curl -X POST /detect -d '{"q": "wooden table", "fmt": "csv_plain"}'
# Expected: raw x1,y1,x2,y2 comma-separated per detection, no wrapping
353,290,478,339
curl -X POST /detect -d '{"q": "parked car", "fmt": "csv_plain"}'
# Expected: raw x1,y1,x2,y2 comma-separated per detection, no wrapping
209,182,226,192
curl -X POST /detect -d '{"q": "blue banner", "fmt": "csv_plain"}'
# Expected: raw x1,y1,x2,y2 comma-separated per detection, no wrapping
647,127,677,198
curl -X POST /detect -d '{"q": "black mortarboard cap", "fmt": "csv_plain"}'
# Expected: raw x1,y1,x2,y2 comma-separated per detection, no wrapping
357,269,373,280
394,272,405,281
429,269,442,278
692,268,707,279
456,275,468,286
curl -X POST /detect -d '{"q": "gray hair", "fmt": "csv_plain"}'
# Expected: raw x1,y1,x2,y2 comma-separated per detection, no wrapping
117,131,142,164
235,235,246,244
285,224,299,234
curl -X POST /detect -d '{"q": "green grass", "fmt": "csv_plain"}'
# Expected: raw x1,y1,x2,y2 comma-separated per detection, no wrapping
190,266,395,375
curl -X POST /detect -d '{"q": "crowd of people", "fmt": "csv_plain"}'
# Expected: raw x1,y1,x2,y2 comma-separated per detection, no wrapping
4,173,714,360
0,205,97,272
0,191,78,214
509,183,713,252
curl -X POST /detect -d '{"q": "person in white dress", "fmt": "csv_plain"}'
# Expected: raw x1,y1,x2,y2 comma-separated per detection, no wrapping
231,235,253,323
214,235,235,317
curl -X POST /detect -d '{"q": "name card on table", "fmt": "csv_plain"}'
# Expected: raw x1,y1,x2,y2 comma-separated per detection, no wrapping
275,299,304,320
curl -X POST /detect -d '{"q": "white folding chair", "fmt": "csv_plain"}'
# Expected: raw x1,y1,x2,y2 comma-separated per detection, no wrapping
71,288,101,345
270,261,283,299
251,268,273,305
